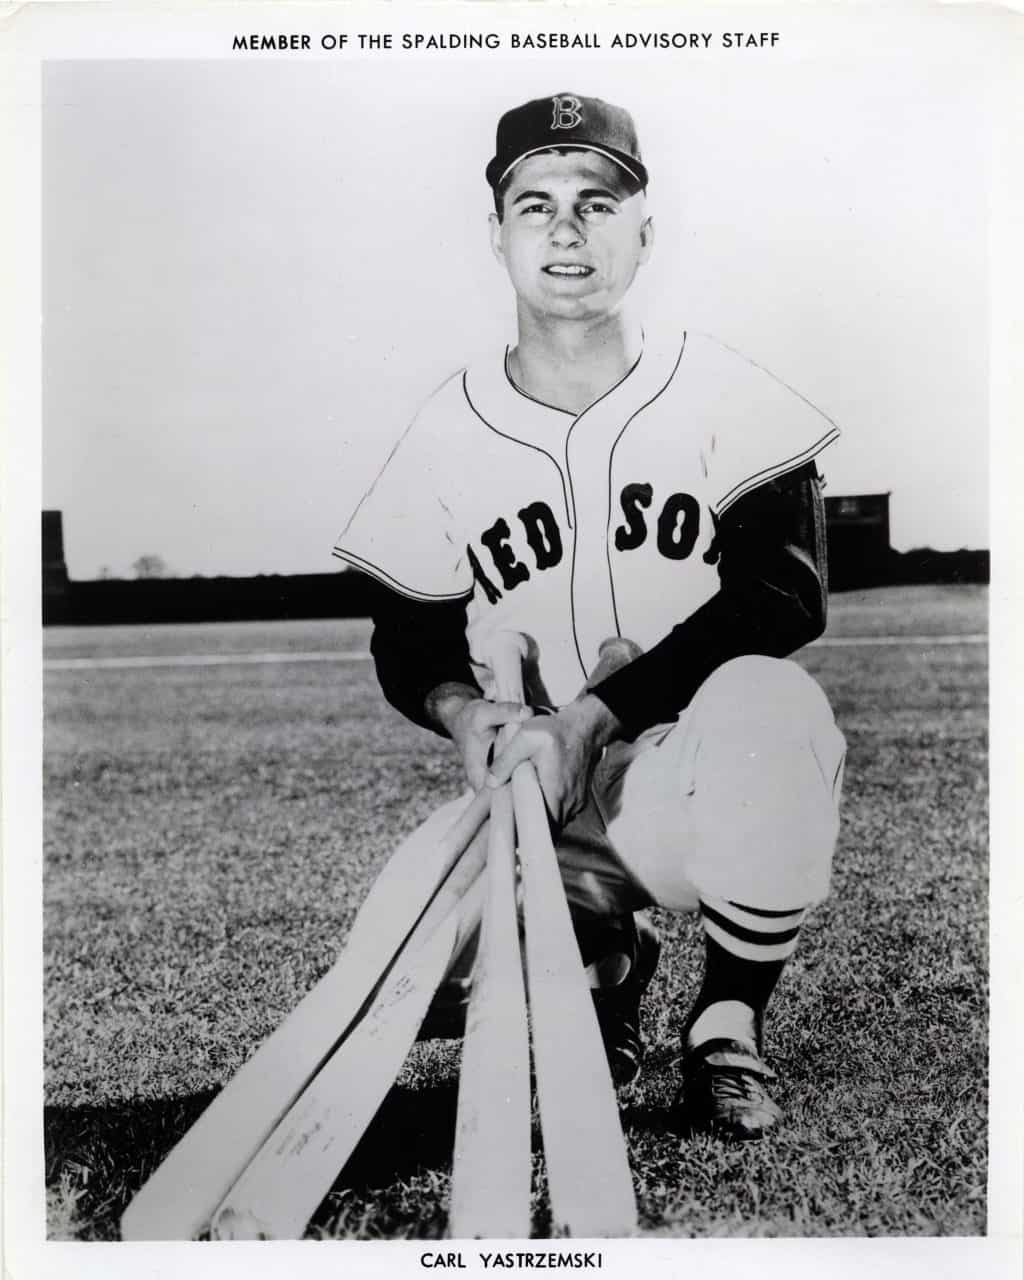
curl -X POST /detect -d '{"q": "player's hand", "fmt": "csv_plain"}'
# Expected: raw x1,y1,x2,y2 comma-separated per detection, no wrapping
449,696,532,792
485,694,623,828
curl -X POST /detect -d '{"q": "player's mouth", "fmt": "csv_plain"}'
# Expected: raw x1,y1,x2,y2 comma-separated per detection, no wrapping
542,263,595,278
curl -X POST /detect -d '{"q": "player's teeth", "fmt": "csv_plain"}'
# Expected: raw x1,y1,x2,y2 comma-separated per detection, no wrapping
547,265,590,275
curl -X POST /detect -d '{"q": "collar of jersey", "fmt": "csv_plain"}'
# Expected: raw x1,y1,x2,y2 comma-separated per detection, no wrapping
462,329,685,457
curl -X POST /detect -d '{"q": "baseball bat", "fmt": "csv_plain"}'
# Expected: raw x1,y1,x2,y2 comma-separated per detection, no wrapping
121,788,491,1241
583,637,643,694
211,866,487,1239
499,633,639,1237
448,634,532,1238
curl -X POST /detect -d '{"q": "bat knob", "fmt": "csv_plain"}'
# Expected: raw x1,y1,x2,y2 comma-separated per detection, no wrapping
209,1207,273,1240
584,637,643,693
485,631,529,703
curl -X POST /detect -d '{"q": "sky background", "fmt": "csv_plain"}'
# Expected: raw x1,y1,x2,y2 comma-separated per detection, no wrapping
42,43,991,580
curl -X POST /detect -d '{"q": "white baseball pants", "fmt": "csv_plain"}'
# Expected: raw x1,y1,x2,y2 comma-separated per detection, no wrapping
420,656,845,996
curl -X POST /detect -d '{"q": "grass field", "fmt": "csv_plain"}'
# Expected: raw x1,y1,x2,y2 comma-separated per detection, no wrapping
42,584,989,1239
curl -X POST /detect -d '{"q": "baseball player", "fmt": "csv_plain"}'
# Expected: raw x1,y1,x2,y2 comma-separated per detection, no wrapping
333,93,846,1139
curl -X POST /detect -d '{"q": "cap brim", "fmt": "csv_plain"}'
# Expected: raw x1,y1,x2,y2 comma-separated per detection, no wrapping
486,144,647,191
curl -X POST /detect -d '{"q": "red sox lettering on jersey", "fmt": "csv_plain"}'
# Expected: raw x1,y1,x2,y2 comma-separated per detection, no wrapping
334,329,840,708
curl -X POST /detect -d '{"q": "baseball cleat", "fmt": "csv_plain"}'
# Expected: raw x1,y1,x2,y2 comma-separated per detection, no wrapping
673,1038,781,1140
590,913,661,1087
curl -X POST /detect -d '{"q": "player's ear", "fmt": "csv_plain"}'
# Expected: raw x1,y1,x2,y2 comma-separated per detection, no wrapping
638,215,655,265
488,212,505,265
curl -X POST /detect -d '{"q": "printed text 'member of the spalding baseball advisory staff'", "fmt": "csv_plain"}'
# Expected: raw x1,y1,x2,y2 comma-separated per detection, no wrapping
229,31,782,52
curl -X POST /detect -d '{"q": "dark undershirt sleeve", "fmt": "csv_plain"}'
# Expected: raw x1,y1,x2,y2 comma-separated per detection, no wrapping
367,580,481,735
591,463,828,737
367,462,827,739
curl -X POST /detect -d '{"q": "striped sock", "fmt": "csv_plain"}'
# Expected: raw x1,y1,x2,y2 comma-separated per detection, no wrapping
699,896,806,963
685,896,807,1053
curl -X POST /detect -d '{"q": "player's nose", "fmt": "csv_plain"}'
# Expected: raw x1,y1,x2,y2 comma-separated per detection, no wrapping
549,212,586,248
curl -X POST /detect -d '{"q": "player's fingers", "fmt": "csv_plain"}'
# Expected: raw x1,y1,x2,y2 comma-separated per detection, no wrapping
463,742,491,792
463,702,530,790
485,730,544,788
475,700,531,730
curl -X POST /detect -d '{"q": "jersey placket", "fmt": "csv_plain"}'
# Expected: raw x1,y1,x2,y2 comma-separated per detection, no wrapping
563,337,687,679
462,337,686,688
563,402,630,680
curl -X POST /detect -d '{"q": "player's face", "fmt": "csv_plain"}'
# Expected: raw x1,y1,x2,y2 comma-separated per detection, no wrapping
489,151,654,324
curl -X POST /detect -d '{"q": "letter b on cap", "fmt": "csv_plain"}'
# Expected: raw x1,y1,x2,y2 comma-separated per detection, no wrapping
551,95,583,130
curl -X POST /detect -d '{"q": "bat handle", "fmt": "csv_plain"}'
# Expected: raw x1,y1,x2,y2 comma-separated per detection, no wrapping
486,631,528,706
584,637,643,693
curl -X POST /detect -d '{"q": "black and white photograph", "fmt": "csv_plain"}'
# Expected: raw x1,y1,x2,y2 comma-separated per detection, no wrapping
3,3,1021,1277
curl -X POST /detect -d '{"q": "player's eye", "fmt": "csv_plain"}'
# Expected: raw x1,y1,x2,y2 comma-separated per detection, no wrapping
580,201,616,219
517,202,552,219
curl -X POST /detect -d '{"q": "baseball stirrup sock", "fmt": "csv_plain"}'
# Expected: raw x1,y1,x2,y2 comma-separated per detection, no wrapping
686,897,806,1052
699,896,805,964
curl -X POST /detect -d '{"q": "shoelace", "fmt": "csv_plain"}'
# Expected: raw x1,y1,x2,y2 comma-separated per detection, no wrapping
708,1065,772,1103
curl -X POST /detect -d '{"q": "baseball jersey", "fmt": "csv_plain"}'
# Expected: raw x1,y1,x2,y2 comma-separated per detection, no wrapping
334,329,839,710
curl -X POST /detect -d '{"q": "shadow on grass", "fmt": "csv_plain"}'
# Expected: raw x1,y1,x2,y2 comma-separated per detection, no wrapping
44,1079,464,1241
337,1080,460,1189
45,1078,678,1241
45,1091,218,1240
619,1102,676,1138
310,1080,461,1238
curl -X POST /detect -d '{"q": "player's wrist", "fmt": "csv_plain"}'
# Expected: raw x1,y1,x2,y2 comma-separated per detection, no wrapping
568,692,625,751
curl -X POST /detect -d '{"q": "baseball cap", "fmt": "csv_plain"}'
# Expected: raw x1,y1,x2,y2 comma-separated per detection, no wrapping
485,93,648,192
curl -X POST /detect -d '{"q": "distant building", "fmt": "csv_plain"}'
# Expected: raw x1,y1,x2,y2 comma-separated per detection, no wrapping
824,492,892,590
43,510,70,621
41,493,985,627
